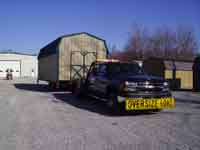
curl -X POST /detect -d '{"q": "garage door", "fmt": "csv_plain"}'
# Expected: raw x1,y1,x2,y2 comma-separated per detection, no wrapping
0,60,21,78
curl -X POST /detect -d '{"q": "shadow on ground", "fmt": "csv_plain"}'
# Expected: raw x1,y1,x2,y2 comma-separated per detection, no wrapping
14,83,68,92
14,83,51,92
53,92,157,117
14,83,158,116
175,98,200,105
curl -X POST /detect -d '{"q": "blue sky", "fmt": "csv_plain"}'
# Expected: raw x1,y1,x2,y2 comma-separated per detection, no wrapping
0,0,199,54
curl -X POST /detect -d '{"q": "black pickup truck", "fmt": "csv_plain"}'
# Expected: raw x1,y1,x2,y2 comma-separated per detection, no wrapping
73,59,175,113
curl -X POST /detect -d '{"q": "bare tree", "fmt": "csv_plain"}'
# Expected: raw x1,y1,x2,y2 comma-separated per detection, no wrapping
118,25,198,61
175,26,198,60
125,24,149,60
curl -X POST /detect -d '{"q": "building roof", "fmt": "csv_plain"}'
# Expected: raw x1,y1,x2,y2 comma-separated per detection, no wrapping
164,61,174,70
174,61,193,71
164,60,193,71
0,51,37,56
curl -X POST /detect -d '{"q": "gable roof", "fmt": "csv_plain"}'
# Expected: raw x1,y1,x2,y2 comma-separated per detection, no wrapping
60,32,106,42
174,61,193,71
38,38,60,59
0,51,36,56
164,61,174,70
164,60,193,71
38,32,108,59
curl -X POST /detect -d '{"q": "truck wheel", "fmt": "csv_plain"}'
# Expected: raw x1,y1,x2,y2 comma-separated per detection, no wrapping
107,93,122,115
152,109,161,112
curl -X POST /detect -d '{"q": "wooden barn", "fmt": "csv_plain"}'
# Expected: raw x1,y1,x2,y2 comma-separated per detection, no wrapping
143,58,193,90
38,32,108,85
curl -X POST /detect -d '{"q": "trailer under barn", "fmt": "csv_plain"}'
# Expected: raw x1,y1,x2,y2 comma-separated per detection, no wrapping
38,32,108,86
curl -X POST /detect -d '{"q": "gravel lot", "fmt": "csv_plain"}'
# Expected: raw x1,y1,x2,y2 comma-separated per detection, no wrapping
0,78,200,150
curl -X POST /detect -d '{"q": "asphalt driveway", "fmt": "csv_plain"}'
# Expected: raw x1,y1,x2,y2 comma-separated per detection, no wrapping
0,78,200,150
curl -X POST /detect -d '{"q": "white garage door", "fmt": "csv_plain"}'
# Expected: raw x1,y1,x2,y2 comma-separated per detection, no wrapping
0,60,20,78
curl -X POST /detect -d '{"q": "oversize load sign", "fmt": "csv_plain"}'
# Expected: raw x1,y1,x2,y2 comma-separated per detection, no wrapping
125,97,175,110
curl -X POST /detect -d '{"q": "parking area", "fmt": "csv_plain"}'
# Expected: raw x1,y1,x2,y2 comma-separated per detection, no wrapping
0,78,200,150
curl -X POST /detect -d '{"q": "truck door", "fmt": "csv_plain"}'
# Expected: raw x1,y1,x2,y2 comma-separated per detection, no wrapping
94,64,109,97
87,63,99,94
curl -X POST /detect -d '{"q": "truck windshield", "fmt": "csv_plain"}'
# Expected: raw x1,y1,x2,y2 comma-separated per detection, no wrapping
108,63,143,75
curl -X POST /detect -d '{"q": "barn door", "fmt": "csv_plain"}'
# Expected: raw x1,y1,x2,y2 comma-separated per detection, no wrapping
70,51,97,80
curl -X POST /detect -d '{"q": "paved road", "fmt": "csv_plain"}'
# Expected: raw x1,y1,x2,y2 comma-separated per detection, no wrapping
0,79,200,150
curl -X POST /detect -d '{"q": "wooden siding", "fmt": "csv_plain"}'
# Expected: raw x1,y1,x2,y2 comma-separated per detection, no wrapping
59,33,107,80
176,71,193,89
165,70,193,89
165,70,173,79
38,54,58,81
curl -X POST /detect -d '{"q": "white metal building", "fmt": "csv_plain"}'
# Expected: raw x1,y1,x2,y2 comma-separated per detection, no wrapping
0,52,38,79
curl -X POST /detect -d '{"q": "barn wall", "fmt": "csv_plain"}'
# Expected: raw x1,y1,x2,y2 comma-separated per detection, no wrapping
165,70,172,79
176,71,193,89
59,34,107,80
38,54,58,81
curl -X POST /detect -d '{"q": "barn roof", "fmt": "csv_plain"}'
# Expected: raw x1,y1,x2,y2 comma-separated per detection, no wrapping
164,61,174,70
38,32,108,59
0,51,36,56
38,38,60,59
60,32,106,42
164,60,193,71
174,61,193,71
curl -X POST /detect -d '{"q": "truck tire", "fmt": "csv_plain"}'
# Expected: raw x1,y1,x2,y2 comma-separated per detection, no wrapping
152,109,162,112
107,93,122,115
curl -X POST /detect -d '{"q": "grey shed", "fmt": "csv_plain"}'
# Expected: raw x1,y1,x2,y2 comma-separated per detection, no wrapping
38,32,108,83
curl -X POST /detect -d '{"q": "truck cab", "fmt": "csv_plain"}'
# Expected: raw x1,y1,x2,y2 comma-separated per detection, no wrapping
76,59,175,113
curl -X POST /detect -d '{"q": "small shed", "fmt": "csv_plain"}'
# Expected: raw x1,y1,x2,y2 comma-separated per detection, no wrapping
193,56,200,91
38,32,108,83
143,58,193,90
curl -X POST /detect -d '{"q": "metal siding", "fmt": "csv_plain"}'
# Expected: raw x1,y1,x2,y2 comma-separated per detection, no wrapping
0,53,38,78
0,60,21,78
21,57,38,77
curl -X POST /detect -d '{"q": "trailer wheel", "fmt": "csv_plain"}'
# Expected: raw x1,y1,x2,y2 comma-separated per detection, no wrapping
48,82,53,89
73,80,83,97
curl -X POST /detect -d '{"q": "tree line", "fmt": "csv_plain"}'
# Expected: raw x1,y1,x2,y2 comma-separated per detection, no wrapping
110,25,198,61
